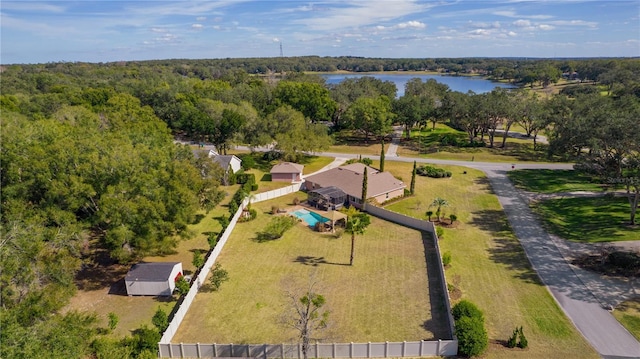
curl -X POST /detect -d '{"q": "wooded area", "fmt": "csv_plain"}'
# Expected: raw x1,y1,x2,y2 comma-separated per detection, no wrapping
1,56,639,358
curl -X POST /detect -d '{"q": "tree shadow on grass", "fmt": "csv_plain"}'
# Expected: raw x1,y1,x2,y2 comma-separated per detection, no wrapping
292,256,350,267
420,232,454,340
474,176,496,195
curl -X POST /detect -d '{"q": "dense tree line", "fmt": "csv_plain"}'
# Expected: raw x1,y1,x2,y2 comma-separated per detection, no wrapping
1,56,638,357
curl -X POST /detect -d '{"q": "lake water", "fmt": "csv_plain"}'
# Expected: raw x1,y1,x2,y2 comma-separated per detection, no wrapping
322,73,516,97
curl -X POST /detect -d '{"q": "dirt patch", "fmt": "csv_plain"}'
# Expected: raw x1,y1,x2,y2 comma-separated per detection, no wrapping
571,250,640,279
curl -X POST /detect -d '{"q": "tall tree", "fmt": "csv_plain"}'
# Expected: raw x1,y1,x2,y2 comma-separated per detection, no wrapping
344,96,394,143
282,276,329,359
361,167,368,210
410,161,417,194
343,207,371,266
379,140,385,172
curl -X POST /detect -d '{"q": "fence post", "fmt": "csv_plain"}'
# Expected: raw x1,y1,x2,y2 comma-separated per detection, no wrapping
350,342,353,358
298,343,302,359
213,343,217,357
196,343,201,358
419,340,424,356
316,341,319,358
169,344,174,357
264,344,268,359
402,341,406,357
384,341,388,357
180,343,185,357
281,343,285,359
333,343,337,358
436,340,441,356
367,342,371,358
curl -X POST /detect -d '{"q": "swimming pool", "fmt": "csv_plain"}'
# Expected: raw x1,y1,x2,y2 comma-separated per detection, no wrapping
290,209,329,227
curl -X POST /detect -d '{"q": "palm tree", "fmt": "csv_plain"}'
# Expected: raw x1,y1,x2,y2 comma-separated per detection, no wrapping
343,207,371,266
429,197,449,222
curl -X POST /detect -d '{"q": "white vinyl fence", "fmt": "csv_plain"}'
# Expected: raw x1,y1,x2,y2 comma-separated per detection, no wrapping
159,339,458,358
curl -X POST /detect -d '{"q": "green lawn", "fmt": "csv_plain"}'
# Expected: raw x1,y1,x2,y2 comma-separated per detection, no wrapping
508,169,605,193
533,196,639,243
380,161,599,359
396,124,560,163
173,191,447,343
613,299,640,341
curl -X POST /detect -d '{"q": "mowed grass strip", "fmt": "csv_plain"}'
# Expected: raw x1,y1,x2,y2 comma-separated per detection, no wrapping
381,161,598,358
173,193,439,343
533,196,638,243
507,169,604,193
613,300,640,341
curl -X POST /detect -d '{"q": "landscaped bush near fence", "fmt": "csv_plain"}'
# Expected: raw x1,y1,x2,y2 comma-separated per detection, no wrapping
416,165,452,178
256,216,298,242
452,299,488,357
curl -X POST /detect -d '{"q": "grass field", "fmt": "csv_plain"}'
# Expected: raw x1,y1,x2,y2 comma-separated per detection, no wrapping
613,299,640,341
395,124,559,163
533,196,639,243
507,169,605,193
379,160,599,359
173,191,447,343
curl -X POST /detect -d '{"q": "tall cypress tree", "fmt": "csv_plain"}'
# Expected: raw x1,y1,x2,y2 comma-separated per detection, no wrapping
380,139,385,172
361,167,368,210
410,160,417,194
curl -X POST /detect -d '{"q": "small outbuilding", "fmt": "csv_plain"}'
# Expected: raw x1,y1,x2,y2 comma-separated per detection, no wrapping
125,262,183,296
212,154,242,174
270,162,304,182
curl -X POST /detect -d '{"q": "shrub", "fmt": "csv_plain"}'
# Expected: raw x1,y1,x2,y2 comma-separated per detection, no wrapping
256,216,298,241
455,316,488,357
240,154,255,170
263,150,282,161
251,183,258,191
209,263,229,291
442,251,452,267
426,210,434,221
238,208,257,222
333,228,344,239
192,250,205,269
271,205,280,214
292,197,300,205
208,232,219,248
218,216,229,230
449,214,458,224
507,327,518,348
175,275,190,295
452,299,484,321
436,226,444,239
228,201,238,215
416,165,452,178
107,312,119,332
517,326,528,349
151,308,168,333
132,325,161,353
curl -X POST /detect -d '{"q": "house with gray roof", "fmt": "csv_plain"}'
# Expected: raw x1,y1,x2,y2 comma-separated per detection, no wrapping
304,163,405,207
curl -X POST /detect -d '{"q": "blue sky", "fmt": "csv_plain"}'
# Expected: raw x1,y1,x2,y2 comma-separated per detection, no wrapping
1,1,639,64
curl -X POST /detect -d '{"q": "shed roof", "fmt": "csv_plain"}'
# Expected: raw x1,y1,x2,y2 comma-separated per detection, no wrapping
271,162,304,174
212,155,241,170
125,262,180,282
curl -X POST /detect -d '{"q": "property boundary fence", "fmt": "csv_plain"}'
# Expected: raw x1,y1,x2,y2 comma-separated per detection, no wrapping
364,206,456,341
159,340,458,358
159,186,458,357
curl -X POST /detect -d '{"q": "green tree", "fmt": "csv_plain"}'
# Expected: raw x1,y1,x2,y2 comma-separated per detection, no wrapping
209,263,229,291
344,96,394,143
107,312,119,332
192,250,205,269
379,140,385,172
429,197,450,222
410,161,417,194
343,207,371,266
151,308,168,333
273,81,337,122
361,167,368,209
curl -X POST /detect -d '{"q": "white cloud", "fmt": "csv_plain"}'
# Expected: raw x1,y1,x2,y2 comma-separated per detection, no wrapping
494,10,553,20
538,24,554,31
508,31,517,37
549,20,597,28
196,16,207,21
513,19,531,27
273,37,280,42
192,24,203,29
293,0,429,31
397,21,426,29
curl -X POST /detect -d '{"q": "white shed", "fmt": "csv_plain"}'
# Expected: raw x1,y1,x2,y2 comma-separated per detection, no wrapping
125,262,183,296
